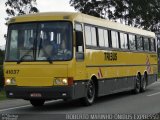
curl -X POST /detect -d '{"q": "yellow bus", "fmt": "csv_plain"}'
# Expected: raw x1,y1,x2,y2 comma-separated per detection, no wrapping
4,12,157,106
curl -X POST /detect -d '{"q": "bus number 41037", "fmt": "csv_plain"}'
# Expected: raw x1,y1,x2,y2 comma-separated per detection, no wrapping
6,70,20,74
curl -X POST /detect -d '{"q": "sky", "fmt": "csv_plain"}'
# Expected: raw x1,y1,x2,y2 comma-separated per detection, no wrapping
0,0,75,49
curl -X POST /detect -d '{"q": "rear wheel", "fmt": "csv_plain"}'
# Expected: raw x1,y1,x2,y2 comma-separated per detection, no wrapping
82,80,95,106
141,74,147,92
134,75,141,94
30,100,45,107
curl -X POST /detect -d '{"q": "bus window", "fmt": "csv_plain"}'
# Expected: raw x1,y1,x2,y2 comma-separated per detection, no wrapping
85,26,92,46
150,38,156,51
111,31,119,48
104,30,109,47
36,22,72,61
98,28,104,47
8,30,18,60
6,22,72,62
129,34,136,50
137,35,143,50
120,33,128,49
98,28,109,47
6,23,36,61
144,37,149,51
85,25,97,46
75,24,82,31
91,27,97,46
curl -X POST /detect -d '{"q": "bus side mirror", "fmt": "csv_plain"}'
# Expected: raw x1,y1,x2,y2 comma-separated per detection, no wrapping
75,31,84,61
76,31,83,46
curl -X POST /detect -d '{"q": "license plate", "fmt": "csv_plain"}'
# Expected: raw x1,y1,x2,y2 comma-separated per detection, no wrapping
30,93,42,97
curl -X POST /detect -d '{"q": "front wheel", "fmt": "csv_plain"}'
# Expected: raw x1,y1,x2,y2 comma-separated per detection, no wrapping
134,75,141,94
30,100,45,107
82,80,95,106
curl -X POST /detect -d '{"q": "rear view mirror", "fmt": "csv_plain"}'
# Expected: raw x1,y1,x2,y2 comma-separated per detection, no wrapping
76,31,83,46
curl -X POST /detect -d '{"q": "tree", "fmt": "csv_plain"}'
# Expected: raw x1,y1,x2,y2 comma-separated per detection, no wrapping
0,50,4,64
70,0,103,18
5,0,39,21
70,0,160,32
113,0,160,31
0,49,5,89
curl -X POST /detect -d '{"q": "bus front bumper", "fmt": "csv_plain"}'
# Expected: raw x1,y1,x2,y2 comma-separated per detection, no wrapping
5,85,74,100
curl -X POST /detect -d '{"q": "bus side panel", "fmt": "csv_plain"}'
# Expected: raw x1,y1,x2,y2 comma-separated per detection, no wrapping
98,77,135,97
98,74,157,97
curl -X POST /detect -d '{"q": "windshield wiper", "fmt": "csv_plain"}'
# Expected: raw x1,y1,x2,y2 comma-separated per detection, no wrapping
47,57,53,64
17,48,34,64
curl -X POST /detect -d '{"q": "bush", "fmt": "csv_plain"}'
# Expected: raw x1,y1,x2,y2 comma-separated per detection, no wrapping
0,65,4,90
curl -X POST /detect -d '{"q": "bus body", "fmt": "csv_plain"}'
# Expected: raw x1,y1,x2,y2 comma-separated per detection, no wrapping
4,12,157,106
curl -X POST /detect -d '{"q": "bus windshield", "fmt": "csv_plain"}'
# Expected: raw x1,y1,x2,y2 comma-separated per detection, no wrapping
6,22,72,62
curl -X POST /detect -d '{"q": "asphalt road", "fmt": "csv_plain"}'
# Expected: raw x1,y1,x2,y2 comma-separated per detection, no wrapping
1,80,160,120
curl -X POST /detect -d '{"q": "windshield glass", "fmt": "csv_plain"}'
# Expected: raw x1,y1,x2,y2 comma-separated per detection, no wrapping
6,22,72,62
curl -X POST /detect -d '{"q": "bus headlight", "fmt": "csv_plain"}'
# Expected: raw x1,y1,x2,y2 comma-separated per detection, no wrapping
54,78,68,85
5,78,16,85
62,78,67,84
54,77,73,86
6,79,11,85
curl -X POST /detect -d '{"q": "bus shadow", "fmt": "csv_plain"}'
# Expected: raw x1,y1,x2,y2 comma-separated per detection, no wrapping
22,88,155,113
27,99,84,112
95,88,155,104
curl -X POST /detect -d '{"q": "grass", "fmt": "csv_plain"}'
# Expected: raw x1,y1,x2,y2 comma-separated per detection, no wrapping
0,89,7,101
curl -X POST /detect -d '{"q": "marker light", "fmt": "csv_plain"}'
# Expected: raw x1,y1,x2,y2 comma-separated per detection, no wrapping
11,78,16,85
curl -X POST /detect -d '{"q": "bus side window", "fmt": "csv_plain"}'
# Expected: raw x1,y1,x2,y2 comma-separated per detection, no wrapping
98,28,109,48
129,34,136,50
144,37,149,51
120,32,128,49
150,38,156,52
137,35,144,51
111,30,119,48
75,23,84,60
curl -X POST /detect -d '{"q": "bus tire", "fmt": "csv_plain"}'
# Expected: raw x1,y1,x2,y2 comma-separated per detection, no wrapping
82,79,95,106
30,100,45,107
134,75,141,94
141,74,147,92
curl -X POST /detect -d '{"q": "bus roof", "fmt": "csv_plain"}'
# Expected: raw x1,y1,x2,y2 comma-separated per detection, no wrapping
9,12,155,38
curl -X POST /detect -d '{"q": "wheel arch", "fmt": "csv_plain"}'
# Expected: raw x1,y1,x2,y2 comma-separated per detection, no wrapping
135,71,142,86
137,71,142,79
143,71,148,85
90,75,99,97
